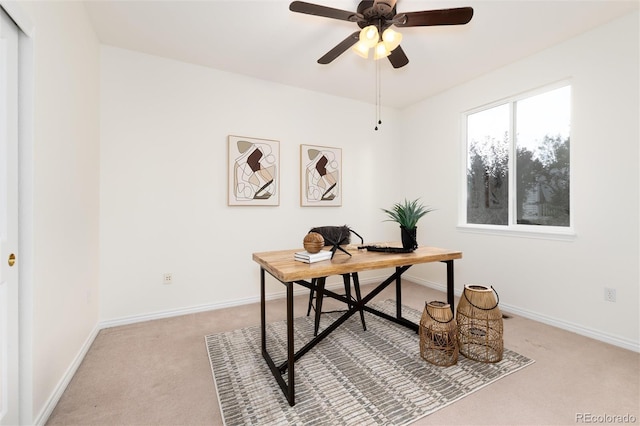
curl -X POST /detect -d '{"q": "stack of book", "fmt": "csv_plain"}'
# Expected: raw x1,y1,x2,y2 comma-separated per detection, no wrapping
294,250,332,263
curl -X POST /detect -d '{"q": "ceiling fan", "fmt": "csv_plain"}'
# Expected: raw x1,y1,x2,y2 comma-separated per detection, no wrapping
289,0,474,68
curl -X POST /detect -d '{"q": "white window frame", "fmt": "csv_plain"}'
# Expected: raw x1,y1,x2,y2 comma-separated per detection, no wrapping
458,81,575,240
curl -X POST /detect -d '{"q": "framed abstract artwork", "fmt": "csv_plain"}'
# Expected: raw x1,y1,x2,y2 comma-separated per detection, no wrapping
228,135,279,206
300,144,342,207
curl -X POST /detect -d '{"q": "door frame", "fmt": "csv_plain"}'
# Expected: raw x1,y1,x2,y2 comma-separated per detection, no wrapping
0,2,33,425
0,6,20,425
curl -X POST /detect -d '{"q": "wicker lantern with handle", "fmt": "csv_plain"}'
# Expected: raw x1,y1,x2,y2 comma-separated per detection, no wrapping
456,284,503,363
419,301,459,366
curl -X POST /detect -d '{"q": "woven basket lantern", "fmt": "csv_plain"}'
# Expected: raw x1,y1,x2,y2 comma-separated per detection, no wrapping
419,301,459,367
456,285,503,363
303,232,325,254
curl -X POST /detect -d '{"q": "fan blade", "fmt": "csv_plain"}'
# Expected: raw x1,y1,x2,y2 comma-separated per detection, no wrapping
387,45,409,69
290,1,360,22
318,31,360,64
395,7,473,27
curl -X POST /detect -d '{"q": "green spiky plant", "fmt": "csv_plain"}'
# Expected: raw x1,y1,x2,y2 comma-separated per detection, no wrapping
381,198,434,229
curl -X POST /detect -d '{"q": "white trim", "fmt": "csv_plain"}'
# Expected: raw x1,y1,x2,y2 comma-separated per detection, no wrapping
498,302,639,353
0,2,34,36
406,275,639,353
98,277,386,330
0,2,37,424
18,32,35,426
37,272,638,425
101,273,639,353
32,325,100,426
456,224,576,241
100,296,262,330
462,79,574,116
460,80,574,237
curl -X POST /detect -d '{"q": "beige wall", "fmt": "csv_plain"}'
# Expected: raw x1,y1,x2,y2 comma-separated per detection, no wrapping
99,46,401,322
6,1,101,424
97,13,639,350
399,11,639,349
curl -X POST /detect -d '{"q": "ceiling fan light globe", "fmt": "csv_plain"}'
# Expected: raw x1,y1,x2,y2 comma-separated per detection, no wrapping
382,28,402,51
351,41,370,59
359,25,379,48
373,42,391,60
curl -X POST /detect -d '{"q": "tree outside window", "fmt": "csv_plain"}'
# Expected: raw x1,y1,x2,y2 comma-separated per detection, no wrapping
466,85,571,228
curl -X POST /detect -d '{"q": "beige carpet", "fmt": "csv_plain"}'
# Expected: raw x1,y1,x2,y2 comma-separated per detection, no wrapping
207,300,534,425
47,281,639,425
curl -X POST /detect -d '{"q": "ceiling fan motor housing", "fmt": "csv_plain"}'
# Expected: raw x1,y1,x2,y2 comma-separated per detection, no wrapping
357,0,397,29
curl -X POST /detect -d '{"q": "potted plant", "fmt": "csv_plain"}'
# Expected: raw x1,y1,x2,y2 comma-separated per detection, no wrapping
381,198,434,250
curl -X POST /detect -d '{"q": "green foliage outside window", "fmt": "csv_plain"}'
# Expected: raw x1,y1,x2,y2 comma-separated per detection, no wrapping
465,84,571,228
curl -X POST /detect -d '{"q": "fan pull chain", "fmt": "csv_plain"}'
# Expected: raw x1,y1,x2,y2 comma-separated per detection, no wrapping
375,59,382,131
374,60,378,130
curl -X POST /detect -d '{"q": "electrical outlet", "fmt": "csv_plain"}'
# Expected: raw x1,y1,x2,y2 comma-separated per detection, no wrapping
604,287,616,302
163,273,173,285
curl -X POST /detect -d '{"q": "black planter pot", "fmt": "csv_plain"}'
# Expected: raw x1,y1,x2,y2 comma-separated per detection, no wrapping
400,226,418,251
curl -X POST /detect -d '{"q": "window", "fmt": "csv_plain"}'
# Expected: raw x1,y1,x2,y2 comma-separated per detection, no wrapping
464,84,571,232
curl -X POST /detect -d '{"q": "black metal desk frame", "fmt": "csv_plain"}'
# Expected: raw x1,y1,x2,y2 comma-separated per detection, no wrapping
259,260,455,406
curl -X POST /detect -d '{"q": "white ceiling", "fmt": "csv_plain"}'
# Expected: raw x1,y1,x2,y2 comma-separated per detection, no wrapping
84,0,639,109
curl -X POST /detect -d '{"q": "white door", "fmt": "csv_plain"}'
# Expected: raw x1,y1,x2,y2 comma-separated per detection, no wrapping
0,7,19,426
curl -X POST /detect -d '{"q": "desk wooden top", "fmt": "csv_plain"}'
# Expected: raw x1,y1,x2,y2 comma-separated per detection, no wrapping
253,245,462,283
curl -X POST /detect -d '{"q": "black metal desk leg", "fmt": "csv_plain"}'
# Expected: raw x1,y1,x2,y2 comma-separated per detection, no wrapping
286,282,295,405
313,277,326,337
395,267,402,319
352,273,367,331
260,268,266,351
342,274,352,307
445,260,454,314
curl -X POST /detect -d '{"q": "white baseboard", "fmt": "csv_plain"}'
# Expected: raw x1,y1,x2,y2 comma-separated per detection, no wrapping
101,274,639,352
99,296,261,329
497,303,639,352
98,279,354,330
405,274,640,353
42,273,637,425
34,324,100,426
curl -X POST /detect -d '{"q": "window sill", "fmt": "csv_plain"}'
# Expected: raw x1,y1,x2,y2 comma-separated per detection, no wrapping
456,224,576,241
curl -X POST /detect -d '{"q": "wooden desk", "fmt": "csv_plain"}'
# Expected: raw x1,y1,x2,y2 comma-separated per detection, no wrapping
253,246,462,406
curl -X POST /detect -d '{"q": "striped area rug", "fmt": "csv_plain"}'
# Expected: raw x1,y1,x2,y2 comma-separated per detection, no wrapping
205,300,534,425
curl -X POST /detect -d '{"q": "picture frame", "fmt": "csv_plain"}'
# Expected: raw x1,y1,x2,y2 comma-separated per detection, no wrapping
228,135,280,206
300,144,342,207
